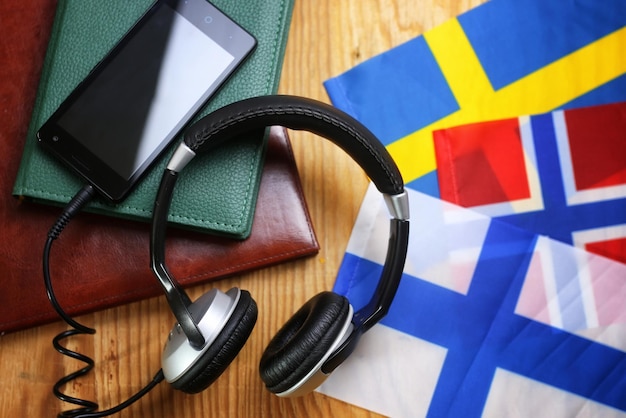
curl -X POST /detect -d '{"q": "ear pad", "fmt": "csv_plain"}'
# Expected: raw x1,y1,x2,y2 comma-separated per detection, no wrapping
259,291,351,394
172,290,258,394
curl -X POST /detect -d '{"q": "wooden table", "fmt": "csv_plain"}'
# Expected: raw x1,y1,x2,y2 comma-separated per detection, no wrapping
0,1,483,416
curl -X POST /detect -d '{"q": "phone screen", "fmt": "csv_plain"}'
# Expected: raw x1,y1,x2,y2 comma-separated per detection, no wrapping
38,0,256,202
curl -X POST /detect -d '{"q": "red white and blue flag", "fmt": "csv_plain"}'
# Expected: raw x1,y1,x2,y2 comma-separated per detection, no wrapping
434,102,626,266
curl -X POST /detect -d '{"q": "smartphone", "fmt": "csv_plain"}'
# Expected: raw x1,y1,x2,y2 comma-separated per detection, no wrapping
37,0,256,202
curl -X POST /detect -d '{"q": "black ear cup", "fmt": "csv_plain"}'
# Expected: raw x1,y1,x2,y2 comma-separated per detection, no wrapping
259,291,351,394
172,290,258,394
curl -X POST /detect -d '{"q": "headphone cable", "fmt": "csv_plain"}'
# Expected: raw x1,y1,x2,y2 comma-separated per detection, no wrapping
43,184,164,418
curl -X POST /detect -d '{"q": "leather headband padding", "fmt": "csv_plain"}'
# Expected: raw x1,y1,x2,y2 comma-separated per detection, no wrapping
183,95,404,196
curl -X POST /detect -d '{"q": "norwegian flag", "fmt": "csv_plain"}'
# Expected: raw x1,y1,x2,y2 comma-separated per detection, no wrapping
433,101,626,265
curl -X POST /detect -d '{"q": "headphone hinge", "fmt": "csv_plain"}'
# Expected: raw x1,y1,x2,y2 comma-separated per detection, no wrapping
384,191,410,221
167,142,196,173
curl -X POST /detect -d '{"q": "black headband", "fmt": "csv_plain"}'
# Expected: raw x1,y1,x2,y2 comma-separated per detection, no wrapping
182,95,404,195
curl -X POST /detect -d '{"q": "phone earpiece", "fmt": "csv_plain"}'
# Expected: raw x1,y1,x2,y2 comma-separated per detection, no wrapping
259,292,354,397
161,288,258,394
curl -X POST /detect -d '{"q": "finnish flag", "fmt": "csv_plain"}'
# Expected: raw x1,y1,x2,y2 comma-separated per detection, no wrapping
318,185,626,417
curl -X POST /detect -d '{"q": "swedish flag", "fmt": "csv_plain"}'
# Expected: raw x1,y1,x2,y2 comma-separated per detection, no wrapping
324,0,626,192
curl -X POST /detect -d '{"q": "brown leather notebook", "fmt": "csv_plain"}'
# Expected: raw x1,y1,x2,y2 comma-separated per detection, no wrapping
0,0,318,333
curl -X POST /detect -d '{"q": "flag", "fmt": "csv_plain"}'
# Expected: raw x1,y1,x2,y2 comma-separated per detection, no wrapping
433,102,626,265
323,0,626,194
319,0,626,415
317,185,626,417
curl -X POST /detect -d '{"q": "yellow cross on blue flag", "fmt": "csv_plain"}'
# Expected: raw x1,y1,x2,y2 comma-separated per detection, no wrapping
324,0,626,192
319,0,626,416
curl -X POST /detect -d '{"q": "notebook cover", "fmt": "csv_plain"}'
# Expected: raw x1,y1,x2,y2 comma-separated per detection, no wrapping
12,0,295,239
0,0,319,333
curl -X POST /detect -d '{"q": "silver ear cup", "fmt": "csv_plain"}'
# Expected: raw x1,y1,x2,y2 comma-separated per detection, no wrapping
259,292,354,397
162,288,257,392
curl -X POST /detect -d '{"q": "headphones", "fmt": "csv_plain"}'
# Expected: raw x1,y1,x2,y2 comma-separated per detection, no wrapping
150,95,410,397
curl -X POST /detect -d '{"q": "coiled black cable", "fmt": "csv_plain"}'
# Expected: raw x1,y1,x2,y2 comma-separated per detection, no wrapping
43,184,164,418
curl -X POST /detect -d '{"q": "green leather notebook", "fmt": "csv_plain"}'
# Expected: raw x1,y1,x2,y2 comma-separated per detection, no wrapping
12,0,294,239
